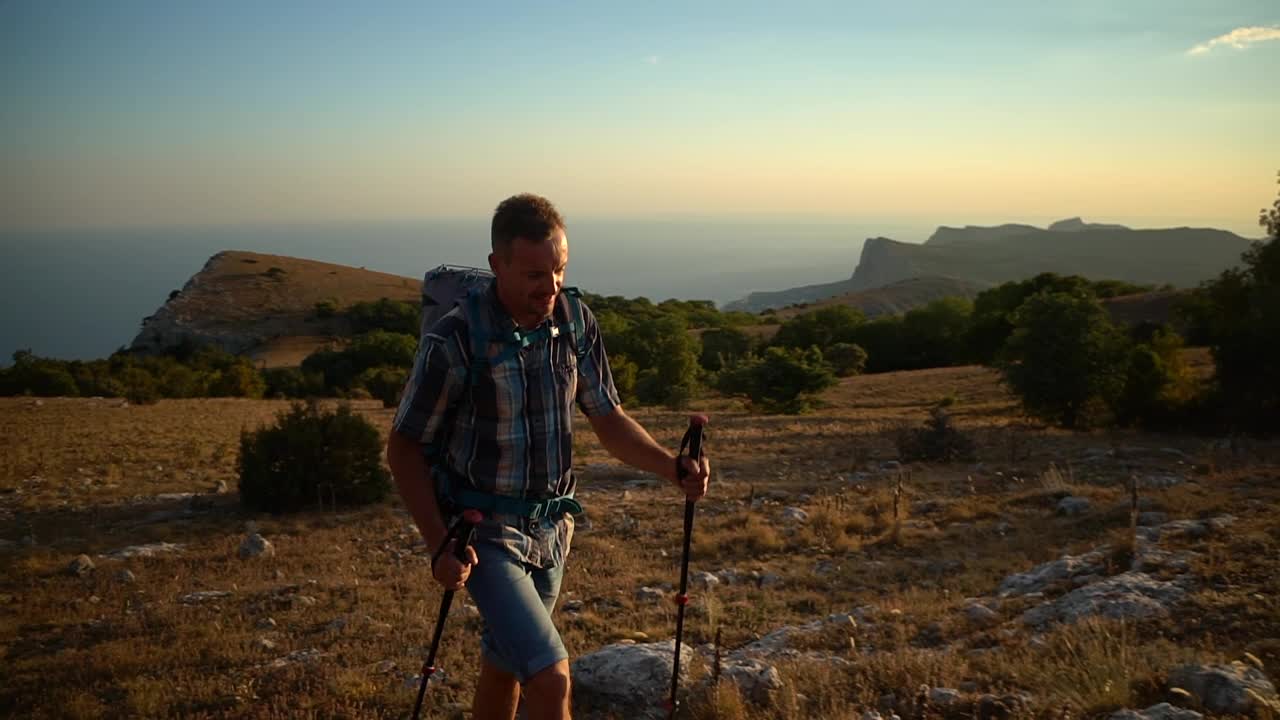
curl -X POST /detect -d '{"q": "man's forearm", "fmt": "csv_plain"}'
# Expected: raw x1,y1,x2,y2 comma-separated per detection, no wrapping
588,408,678,485
386,432,449,551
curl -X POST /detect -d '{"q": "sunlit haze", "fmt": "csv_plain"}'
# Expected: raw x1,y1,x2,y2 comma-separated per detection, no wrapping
2,2,1277,236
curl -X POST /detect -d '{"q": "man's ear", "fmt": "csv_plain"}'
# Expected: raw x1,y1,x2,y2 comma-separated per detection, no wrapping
487,252,498,274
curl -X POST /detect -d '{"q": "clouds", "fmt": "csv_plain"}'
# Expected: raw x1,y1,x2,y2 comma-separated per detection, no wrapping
1188,25,1280,56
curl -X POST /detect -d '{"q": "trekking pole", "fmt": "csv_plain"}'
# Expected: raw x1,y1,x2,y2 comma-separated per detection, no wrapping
411,509,483,720
667,414,707,719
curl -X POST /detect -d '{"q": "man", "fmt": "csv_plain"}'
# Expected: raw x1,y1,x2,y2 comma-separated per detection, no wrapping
386,193,711,720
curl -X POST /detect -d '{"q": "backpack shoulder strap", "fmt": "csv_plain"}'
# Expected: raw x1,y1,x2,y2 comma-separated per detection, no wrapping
464,290,489,387
561,287,588,363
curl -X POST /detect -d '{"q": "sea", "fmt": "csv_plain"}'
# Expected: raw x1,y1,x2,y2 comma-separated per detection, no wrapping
0,216,937,362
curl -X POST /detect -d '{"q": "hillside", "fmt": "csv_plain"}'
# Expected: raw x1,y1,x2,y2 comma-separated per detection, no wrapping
726,219,1253,312
769,276,986,320
129,251,421,367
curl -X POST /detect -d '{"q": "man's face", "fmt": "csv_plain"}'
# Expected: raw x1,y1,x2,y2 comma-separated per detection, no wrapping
489,228,569,329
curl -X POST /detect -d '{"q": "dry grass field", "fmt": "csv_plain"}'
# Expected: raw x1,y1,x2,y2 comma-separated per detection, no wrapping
2,362,1278,719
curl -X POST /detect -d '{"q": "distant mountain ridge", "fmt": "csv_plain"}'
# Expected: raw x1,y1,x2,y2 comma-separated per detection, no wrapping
725,218,1253,312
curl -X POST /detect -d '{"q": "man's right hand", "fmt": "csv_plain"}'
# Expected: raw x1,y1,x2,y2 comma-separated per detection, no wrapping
432,539,479,591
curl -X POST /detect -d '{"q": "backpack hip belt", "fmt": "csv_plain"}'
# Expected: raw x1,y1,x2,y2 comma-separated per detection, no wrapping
433,463,583,520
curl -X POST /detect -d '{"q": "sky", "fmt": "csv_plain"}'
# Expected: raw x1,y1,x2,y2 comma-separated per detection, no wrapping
2,1,1278,235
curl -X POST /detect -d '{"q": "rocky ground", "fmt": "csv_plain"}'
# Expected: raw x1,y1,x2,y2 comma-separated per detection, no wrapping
1,366,1278,718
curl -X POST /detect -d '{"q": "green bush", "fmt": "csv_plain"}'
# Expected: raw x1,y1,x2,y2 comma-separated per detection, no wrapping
826,342,868,377
262,367,324,399
895,408,977,463
1188,174,1280,430
629,315,701,408
609,353,639,406
238,401,391,514
716,346,836,414
699,327,753,372
347,298,419,335
999,289,1129,429
114,367,159,404
314,298,340,319
357,365,408,408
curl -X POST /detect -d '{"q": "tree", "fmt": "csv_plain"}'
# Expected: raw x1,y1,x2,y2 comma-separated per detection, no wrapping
716,346,837,414
633,315,701,408
826,342,868,377
772,305,864,350
899,297,973,369
999,289,1129,429
699,327,753,372
1191,172,1280,428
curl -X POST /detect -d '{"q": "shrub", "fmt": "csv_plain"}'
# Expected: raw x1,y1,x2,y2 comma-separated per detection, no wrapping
346,298,420,335
356,365,408,408
207,363,266,398
314,298,340,319
262,367,324,399
999,289,1129,429
716,346,836,414
118,367,160,405
238,401,390,514
826,342,868,377
895,408,977,463
1186,173,1280,430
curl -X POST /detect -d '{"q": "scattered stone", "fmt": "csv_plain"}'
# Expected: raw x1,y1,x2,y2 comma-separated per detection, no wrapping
67,554,95,577
256,617,277,630
179,591,232,605
715,568,741,585
572,640,703,720
104,542,185,559
964,602,1000,629
998,550,1106,597
758,573,782,588
959,681,979,693
720,658,784,703
635,586,666,603
260,648,326,670
255,637,278,652
691,571,720,589
1138,512,1170,527
1141,474,1187,489
928,687,961,706
881,461,901,471
1022,572,1186,627
1109,703,1203,720
1168,662,1278,716
561,599,584,614
239,533,275,559
213,479,229,494
781,507,809,523
294,595,318,608
115,569,136,584
735,612,857,658
1056,496,1092,516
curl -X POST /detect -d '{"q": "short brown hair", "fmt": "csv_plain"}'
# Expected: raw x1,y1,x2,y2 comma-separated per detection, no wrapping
491,194,565,255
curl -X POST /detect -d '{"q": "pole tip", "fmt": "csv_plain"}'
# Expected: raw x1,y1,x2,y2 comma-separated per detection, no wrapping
462,509,485,523
688,414,708,427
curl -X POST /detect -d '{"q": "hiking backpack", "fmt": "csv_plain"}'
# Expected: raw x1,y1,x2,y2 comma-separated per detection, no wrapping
418,264,589,377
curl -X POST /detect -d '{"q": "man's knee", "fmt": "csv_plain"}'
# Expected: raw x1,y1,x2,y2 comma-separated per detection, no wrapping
524,660,571,702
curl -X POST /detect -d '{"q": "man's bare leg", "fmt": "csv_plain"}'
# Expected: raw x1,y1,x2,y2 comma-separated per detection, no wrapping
523,659,571,720
472,656,521,720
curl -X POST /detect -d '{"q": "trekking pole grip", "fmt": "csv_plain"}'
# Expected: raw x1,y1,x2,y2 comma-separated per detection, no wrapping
412,509,484,720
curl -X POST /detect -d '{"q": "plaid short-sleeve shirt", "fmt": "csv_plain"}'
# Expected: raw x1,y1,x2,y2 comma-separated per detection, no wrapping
392,284,620,567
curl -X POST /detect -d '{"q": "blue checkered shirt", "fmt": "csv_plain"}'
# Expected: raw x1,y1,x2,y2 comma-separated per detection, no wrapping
392,285,620,567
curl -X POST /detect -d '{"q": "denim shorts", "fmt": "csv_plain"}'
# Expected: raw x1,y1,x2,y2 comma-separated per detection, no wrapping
465,539,567,682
